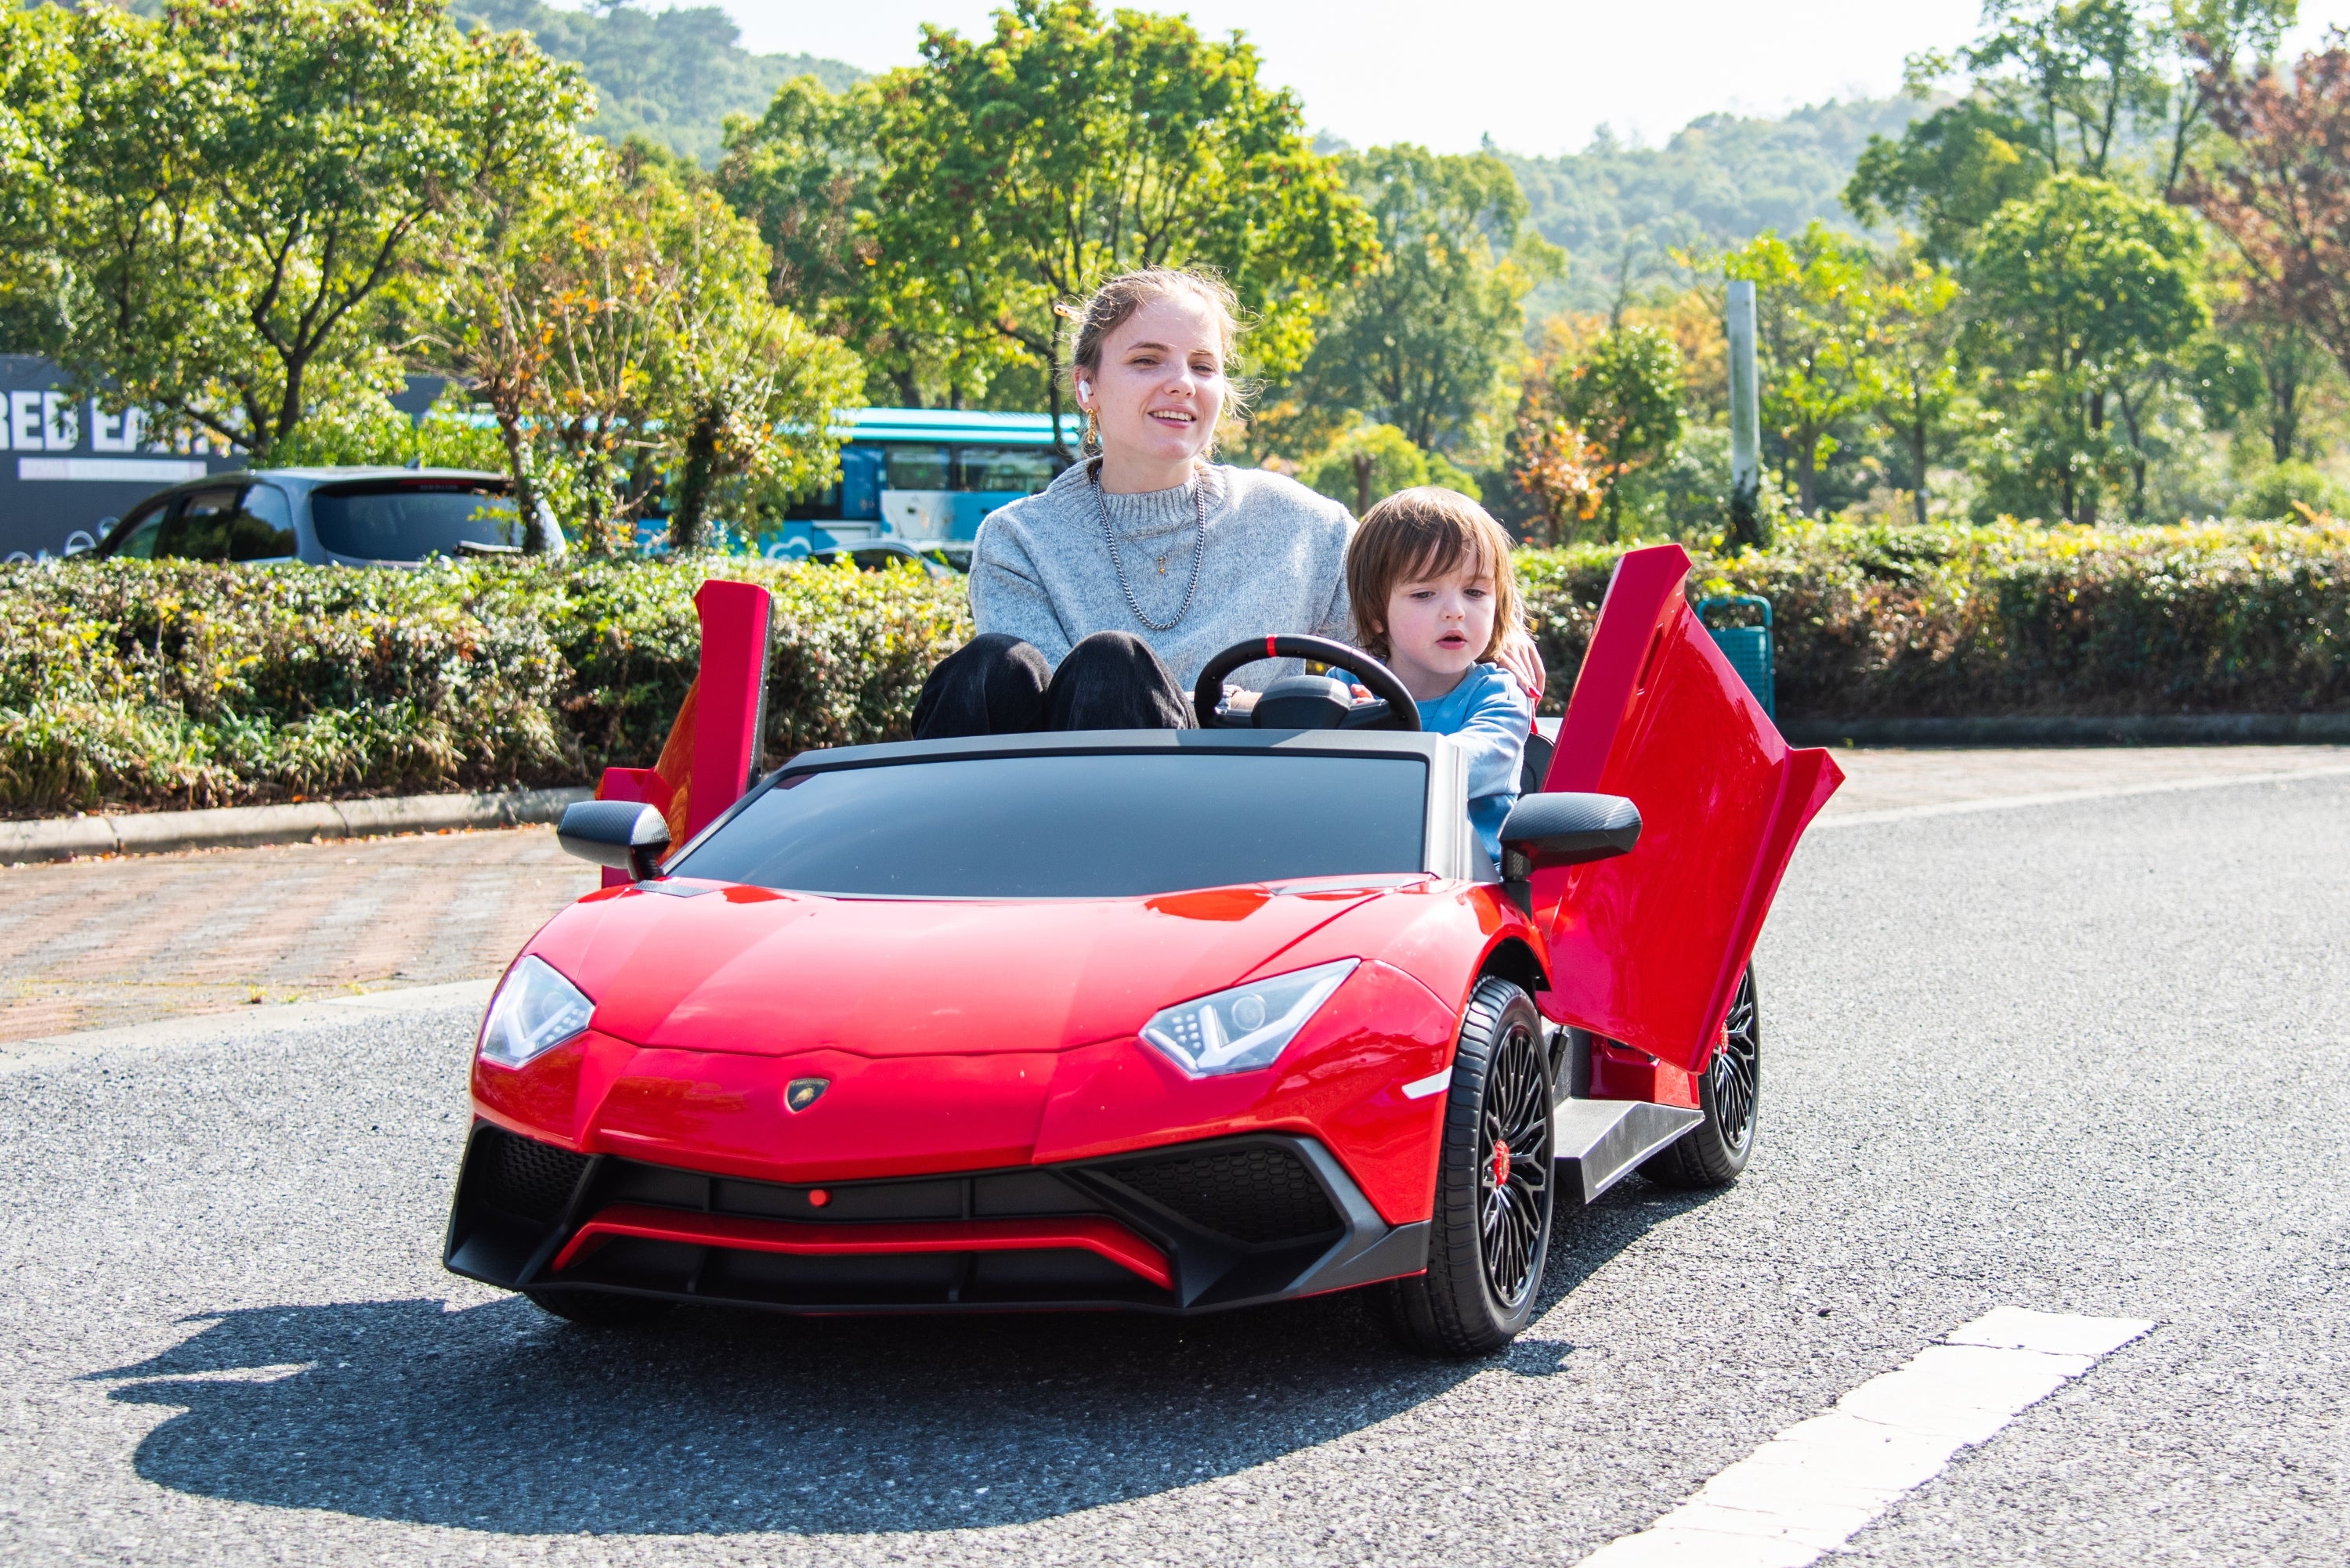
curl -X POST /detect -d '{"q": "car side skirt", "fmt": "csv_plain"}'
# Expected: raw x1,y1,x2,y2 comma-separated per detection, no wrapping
445,1122,1429,1317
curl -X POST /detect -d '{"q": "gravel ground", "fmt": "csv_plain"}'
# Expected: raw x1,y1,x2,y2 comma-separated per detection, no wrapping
0,772,2343,1566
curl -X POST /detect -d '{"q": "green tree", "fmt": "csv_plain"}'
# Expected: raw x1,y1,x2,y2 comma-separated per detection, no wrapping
1297,424,1480,516
1274,145,1560,458
1722,224,1880,515
1965,172,2207,522
424,143,860,551
1846,99,2050,263
1547,323,1685,538
864,0,1376,439
27,0,590,460
655,181,865,550
1862,251,1967,525
0,3,77,351
716,76,998,408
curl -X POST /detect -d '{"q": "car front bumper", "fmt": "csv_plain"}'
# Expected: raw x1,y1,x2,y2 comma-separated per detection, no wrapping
445,1122,1430,1316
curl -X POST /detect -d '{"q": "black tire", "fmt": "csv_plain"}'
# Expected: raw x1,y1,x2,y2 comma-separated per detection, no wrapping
1642,964,1760,1189
1379,977,1554,1357
522,1288,674,1328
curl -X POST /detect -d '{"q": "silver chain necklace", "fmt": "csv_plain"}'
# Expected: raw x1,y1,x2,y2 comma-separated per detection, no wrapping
1092,461,1207,632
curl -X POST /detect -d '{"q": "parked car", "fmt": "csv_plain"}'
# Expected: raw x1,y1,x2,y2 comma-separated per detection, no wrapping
445,553,1845,1355
89,468,563,565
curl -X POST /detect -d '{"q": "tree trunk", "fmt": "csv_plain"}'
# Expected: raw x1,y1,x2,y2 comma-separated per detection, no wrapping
1352,451,1374,518
1047,342,1070,460
671,407,721,552
494,405,545,555
2269,355,2302,464
2081,389,2105,528
1910,409,1930,529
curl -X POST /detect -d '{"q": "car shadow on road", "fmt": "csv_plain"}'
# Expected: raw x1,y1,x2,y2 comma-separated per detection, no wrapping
89,1182,1718,1537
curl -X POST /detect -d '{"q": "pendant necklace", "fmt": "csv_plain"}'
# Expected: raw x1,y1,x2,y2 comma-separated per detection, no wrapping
1095,461,1207,632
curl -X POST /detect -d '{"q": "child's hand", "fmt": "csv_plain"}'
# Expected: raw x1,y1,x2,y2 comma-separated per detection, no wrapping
1495,630,1546,703
1221,684,1260,714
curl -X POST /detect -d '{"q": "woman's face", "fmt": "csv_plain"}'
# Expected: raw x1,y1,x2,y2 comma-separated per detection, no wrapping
1078,293,1227,484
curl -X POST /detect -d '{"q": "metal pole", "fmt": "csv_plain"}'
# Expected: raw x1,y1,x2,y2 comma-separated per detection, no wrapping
1726,279,1764,547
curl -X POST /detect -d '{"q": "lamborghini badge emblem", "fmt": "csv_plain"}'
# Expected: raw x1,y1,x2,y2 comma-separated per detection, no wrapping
785,1078,830,1112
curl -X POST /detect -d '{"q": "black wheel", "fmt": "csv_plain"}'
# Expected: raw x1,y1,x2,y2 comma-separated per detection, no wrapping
522,1288,674,1328
1643,964,1760,1188
1379,977,1554,1357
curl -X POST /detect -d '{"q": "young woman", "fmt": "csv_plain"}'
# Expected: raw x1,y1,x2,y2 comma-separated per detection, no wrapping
912,266,1542,735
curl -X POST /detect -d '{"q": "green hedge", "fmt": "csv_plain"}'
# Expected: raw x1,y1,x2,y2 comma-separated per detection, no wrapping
7,518,2348,815
1517,520,2350,721
2,558,967,816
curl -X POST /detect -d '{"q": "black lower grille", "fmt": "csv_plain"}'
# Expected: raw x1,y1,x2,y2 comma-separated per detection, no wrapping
1105,1144,1339,1244
479,1129,590,1222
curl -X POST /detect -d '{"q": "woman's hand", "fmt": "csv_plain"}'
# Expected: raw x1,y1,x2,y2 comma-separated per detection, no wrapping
1221,684,1260,714
1495,629,1546,706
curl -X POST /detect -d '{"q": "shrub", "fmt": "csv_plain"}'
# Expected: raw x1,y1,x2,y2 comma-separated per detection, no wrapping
0,558,967,815
7,518,2348,816
1517,518,2350,719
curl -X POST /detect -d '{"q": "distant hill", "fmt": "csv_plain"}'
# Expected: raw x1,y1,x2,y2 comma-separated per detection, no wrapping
1500,97,1930,314
450,0,865,167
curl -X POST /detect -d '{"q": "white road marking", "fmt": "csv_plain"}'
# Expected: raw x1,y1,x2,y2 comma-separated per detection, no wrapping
1575,1307,2154,1568
1816,764,2350,829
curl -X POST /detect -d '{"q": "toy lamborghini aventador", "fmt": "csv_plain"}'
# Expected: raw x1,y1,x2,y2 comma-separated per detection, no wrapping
443,544,1842,1355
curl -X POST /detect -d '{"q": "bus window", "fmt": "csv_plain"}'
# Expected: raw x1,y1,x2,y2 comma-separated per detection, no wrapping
884,446,951,490
959,447,1063,494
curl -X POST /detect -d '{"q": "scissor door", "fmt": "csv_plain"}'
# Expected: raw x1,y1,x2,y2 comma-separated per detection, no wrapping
1531,544,1842,1075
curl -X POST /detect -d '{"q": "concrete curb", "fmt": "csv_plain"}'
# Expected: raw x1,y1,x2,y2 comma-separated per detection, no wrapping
1782,714,2350,748
2,786,591,865
0,978,497,1075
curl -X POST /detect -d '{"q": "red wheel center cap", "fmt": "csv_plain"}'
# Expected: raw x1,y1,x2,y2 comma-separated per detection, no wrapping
1491,1140,1511,1187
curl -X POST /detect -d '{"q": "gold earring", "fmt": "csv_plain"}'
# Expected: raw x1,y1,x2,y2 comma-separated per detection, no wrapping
1083,406,1101,453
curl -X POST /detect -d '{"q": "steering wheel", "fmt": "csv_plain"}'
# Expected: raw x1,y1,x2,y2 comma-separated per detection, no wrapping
1191,634,1423,732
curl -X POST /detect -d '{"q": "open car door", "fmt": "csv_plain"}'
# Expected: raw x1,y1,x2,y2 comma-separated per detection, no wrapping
1531,544,1843,1078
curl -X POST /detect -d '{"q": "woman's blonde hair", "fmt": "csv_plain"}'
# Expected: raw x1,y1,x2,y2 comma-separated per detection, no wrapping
1062,267,1253,453
1347,487,1523,663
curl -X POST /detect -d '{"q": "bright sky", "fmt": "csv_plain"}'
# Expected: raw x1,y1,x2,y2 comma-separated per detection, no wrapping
718,1,2350,157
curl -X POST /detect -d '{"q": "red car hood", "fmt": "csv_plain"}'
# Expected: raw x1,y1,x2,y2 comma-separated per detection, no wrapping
526,880,1391,1059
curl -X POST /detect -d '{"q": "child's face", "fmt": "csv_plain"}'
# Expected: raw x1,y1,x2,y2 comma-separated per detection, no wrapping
1380,554,1498,699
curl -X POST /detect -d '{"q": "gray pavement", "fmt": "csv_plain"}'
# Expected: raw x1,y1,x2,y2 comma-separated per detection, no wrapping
0,769,2345,1564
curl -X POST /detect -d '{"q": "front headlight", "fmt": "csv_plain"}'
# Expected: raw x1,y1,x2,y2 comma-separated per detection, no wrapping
1141,958,1360,1077
479,955,595,1068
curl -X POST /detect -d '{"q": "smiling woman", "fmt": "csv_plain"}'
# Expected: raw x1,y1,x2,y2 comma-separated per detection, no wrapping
909,267,1367,736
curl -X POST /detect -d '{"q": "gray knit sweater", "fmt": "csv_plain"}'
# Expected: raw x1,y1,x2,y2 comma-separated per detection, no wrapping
969,459,1355,691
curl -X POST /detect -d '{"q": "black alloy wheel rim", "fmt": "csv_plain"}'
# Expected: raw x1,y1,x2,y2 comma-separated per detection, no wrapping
1478,1017,1551,1307
1710,968,1760,1154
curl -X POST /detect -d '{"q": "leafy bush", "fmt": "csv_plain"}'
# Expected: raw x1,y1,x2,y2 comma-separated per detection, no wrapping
1517,518,2350,718
1,558,966,816
8,517,2348,815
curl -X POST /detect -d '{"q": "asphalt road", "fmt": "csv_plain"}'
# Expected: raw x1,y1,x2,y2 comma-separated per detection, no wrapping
1,771,2345,1566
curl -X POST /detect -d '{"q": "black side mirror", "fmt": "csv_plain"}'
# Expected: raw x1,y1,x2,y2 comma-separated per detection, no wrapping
1499,792,1641,880
557,800,672,882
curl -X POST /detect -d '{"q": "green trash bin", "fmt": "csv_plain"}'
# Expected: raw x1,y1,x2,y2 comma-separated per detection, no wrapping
1696,594,1774,718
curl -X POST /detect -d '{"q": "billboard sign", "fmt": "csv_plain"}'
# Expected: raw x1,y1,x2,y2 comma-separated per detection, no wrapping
0,355,244,561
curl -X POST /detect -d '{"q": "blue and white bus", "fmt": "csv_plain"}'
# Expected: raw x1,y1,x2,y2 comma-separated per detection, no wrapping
767,407,1080,560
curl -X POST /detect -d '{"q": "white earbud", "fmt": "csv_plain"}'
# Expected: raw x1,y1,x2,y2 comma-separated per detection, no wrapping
1078,380,1091,400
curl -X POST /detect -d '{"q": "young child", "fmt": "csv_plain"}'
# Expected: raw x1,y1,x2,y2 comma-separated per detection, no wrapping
1346,487,1534,864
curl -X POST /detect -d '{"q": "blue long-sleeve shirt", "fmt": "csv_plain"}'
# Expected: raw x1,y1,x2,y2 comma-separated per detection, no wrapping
1415,663,1534,862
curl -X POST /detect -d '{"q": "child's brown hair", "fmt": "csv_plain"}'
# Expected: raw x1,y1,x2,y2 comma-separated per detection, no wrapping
1346,487,1522,663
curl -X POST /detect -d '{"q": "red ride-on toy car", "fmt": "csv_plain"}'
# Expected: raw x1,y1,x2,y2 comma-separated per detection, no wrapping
443,544,1842,1355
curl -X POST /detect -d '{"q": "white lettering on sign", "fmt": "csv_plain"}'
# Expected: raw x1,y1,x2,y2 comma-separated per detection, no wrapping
41,392,79,452
7,390,40,451
91,403,136,453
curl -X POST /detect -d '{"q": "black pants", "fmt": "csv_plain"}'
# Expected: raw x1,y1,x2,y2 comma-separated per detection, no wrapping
912,631,1191,737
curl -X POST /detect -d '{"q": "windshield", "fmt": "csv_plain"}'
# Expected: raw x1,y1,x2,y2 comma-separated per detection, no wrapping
671,751,1427,898
310,482,522,560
